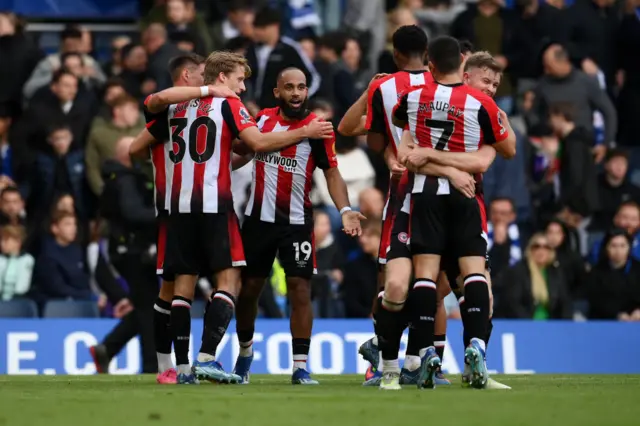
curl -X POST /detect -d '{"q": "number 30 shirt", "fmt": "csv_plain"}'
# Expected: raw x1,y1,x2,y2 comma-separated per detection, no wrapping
159,96,256,214
392,82,508,195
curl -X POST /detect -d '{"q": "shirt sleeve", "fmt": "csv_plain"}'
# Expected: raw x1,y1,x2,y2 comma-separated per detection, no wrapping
365,86,386,135
392,91,409,129
310,132,338,170
478,98,509,145
221,98,257,139
143,95,169,141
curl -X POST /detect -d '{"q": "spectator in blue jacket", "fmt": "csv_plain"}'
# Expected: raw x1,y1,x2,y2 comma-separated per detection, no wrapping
28,125,88,225
33,211,92,301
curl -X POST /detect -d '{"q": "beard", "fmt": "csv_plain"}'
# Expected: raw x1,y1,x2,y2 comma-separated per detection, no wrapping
278,97,309,120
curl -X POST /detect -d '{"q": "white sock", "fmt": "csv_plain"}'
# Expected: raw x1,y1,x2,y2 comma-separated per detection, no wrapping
293,354,307,371
377,356,384,372
239,341,253,357
382,358,400,373
471,338,486,352
372,336,378,346
177,364,191,375
157,353,174,373
403,355,421,372
197,352,216,362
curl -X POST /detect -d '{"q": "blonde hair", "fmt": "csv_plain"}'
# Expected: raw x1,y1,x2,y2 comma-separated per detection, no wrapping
203,51,251,84
0,225,25,243
464,51,503,74
525,232,555,306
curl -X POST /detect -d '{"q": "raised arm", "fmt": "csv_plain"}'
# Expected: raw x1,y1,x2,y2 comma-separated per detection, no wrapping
145,85,239,114
337,91,368,137
238,119,333,152
407,144,497,174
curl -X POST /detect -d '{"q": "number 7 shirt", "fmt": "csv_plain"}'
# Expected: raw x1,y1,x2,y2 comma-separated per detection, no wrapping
392,82,508,194
164,96,256,214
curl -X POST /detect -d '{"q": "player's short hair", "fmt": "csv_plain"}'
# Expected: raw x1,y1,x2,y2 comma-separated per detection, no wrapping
392,25,428,58
318,31,347,55
253,6,281,28
51,68,77,84
548,102,576,123
0,224,25,242
168,53,205,81
60,51,84,66
464,51,502,74
277,67,306,84
111,94,138,109
427,36,461,74
459,39,475,55
60,25,82,41
203,51,251,84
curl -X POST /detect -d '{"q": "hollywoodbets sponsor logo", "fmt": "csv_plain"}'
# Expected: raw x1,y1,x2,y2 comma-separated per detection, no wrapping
255,152,298,171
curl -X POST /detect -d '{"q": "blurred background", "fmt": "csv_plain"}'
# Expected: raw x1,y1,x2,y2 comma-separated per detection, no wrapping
0,0,639,331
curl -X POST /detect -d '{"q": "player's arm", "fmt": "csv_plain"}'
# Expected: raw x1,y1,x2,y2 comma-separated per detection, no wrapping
129,128,156,159
383,145,406,178
337,90,368,137
313,136,365,236
409,144,497,174
238,121,332,152
480,102,516,159
144,85,238,114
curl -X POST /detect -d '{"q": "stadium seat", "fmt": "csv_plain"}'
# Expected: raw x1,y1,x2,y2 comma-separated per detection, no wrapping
191,300,207,319
0,299,39,318
43,300,100,318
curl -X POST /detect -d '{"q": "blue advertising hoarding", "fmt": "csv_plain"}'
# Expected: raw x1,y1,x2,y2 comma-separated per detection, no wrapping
1,319,639,375
0,0,138,19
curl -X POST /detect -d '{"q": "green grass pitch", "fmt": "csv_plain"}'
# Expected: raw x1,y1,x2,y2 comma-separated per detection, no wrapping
1,375,639,426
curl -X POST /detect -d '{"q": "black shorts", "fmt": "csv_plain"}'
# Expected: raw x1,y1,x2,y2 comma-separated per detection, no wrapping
242,216,316,279
386,209,411,262
164,212,245,276
409,190,487,258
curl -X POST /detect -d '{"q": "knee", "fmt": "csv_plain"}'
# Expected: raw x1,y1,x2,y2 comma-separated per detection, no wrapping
287,278,311,307
239,277,266,300
384,277,409,304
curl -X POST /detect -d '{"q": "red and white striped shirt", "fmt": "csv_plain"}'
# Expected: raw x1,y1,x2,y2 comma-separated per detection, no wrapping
365,70,433,154
164,96,256,214
245,108,337,225
143,97,173,216
393,82,508,195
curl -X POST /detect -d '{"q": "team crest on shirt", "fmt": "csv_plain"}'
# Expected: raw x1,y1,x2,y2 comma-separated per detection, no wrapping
239,107,253,124
398,232,408,243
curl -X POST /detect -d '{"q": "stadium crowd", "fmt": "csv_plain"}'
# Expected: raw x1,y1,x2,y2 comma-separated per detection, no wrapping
0,0,639,326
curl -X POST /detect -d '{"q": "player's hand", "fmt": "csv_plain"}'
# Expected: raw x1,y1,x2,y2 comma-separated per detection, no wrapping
389,161,406,177
114,298,134,319
208,85,239,99
592,145,607,164
367,73,388,90
342,210,366,237
304,118,334,139
448,169,475,198
404,149,429,169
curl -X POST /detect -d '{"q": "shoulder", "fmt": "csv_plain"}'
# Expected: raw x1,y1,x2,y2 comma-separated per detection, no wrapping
21,254,35,266
399,83,429,99
257,107,279,119
368,73,396,94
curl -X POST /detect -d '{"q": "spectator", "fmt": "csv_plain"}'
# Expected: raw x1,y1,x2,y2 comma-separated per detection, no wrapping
549,102,600,217
102,36,131,78
97,78,127,120
299,34,335,105
341,36,372,97
545,218,587,306
587,228,640,321
0,186,25,227
13,69,95,179
616,2,640,147
0,224,34,301
312,210,344,318
85,95,144,196
343,220,380,318
310,98,334,121
0,102,14,181
592,149,640,232
528,123,562,224
223,36,252,56
358,187,384,220
118,44,151,101
378,7,420,74
22,25,106,101
28,125,88,226
165,0,212,56
0,11,42,118
142,23,183,91
487,198,522,279
342,0,386,75
495,232,571,319
450,0,523,113
317,32,358,120
590,201,640,264
211,1,255,50
524,44,617,162
245,6,320,112
33,211,93,301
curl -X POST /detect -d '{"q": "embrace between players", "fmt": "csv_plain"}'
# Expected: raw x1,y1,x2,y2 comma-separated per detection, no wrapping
338,26,516,390
131,50,363,385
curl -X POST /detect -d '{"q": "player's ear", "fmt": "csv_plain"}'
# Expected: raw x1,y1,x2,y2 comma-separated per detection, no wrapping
427,61,435,74
217,71,226,84
273,87,279,99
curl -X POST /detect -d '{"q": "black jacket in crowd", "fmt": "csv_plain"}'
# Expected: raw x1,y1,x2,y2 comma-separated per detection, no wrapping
558,127,600,216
